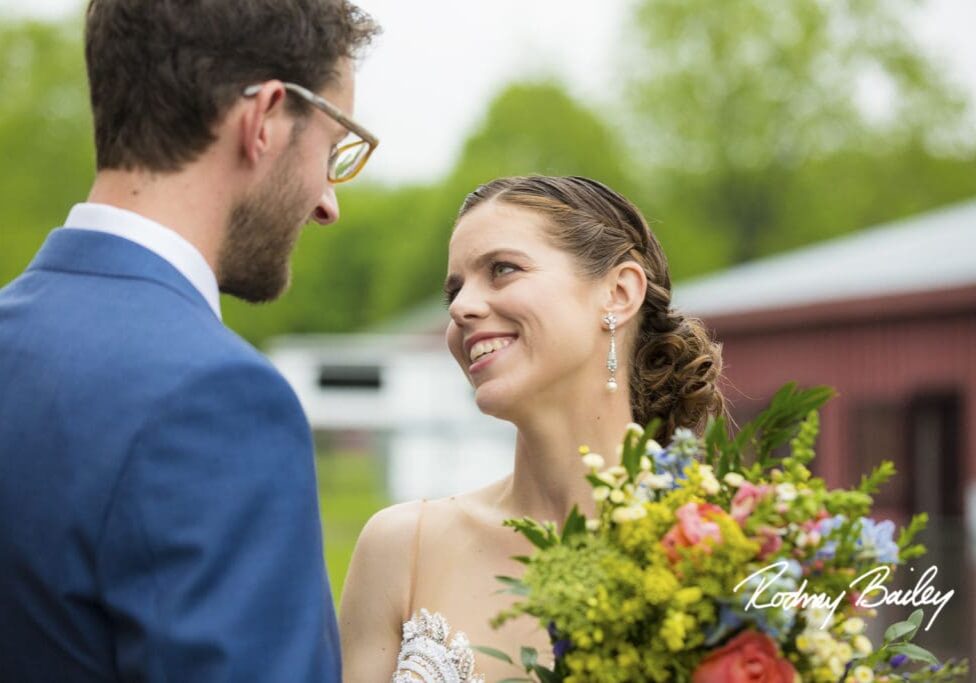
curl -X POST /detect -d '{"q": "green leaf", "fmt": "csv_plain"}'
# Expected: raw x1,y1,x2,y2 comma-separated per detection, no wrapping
621,427,640,477
532,664,561,683
897,513,928,549
495,575,530,596
471,645,514,665
884,619,918,643
561,505,586,541
886,642,940,667
520,646,538,670
504,518,559,549
858,460,896,494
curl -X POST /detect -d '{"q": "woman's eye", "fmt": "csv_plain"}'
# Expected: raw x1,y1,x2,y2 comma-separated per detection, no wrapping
491,262,519,278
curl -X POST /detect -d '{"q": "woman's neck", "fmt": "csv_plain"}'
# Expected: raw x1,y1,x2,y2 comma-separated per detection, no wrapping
497,391,636,524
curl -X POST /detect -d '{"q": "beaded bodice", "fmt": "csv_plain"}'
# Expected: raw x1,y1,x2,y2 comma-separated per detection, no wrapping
392,609,484,683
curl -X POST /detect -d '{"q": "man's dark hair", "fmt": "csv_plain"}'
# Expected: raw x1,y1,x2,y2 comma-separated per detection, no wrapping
85,0,379,172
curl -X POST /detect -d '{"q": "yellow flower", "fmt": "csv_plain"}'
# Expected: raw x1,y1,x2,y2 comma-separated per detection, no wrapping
674,587,702,606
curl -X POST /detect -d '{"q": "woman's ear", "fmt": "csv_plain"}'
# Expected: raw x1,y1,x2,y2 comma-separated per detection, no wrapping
603,261,647,327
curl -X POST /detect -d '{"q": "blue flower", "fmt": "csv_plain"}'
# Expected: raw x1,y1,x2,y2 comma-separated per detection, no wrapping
814,515,847,561
708,559,802,643
890,653,908,668
859,518,899,564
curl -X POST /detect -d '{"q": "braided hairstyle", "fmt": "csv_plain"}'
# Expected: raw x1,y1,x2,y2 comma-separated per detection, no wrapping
457,175,725,442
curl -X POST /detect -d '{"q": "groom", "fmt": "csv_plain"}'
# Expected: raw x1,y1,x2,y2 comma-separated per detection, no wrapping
0,1,378,681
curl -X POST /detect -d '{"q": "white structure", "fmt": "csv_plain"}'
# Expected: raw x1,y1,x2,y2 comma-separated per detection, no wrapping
266,332,514,502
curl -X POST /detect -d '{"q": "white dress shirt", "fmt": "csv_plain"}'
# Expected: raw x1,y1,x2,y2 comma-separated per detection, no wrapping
64,203,222,320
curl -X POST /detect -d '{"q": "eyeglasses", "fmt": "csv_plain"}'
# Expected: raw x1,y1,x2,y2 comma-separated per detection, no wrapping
242,81,378,183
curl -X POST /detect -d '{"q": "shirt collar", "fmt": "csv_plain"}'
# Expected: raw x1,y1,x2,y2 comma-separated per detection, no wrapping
63,203,222,320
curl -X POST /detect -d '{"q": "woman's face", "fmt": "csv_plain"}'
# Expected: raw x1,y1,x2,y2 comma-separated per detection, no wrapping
445,201,609,421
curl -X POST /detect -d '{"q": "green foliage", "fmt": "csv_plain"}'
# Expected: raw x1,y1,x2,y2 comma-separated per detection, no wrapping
315,451,389,605
3,7,976,349
623,0,976,263
0,19,93,282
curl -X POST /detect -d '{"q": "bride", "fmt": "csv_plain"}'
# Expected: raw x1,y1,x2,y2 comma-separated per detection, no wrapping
339,175,725,682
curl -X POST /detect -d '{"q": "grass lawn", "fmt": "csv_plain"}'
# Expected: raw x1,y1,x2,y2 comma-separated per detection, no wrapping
316,452,390,605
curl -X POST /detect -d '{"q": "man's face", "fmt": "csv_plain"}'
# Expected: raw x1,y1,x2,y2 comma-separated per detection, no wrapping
217,60,356,303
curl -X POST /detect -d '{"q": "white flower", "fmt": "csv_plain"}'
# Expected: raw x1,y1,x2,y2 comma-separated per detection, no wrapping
593,487,611,501
611,505,646,524
776,483,798,502
723,472,745,488
645,439,663,456
607,465,628,478
645,473,674,490
585,518,601,532
640,455,652,471
625,422,644,437
852,635,872,655
842,617,865,635
805,607,834,630
828,656,845,678
851,665,874,682
581,453,605,470
609,489,625,504
797,530,821,547
699,465,720,495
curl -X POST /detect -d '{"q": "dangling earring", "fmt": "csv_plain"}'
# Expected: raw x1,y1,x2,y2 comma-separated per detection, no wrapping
603,312,618,393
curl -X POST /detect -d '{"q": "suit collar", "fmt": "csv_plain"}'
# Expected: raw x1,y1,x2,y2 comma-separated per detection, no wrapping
28,228,219,320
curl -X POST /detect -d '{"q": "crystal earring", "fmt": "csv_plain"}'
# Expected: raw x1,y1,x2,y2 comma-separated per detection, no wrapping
603,312,618,393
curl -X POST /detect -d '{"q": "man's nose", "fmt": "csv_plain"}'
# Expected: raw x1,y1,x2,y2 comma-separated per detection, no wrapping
311,184,340,225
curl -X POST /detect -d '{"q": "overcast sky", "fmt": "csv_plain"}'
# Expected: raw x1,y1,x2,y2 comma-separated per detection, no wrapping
2,0,974,183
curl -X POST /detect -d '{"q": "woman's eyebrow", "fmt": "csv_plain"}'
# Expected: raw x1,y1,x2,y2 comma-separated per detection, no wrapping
444,248,533,286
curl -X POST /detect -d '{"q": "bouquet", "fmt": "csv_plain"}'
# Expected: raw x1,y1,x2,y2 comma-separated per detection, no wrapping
477,384,969,682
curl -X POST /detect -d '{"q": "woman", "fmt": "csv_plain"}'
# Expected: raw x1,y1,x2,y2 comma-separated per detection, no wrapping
340,176,725,682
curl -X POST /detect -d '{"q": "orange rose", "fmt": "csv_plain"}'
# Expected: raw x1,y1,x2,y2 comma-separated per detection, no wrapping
692,630,797,683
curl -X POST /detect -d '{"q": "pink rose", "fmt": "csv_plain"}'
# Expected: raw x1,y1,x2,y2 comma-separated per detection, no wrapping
755,525,783,560
730,483,771,523
662,502,726,562
692,630,798,683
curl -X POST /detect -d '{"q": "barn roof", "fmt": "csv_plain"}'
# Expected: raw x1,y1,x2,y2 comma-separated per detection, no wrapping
672,198,976,318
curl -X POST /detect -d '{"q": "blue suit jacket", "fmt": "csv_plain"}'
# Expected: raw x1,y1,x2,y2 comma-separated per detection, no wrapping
0,228,340,682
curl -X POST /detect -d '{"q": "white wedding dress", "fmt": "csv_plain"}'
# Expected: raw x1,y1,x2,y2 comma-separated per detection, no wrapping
392,609,484,683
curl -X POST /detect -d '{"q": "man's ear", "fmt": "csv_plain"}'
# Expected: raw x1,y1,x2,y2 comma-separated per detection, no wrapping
237,81,289,166
602,261,647,327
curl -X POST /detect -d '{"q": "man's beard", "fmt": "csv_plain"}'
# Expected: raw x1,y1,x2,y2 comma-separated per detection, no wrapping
217,145,311,303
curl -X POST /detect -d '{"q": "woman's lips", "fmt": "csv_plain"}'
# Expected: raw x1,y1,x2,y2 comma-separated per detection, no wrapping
469,338,516,375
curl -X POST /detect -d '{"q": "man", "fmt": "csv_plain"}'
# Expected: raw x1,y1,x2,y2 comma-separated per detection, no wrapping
0,1,378,680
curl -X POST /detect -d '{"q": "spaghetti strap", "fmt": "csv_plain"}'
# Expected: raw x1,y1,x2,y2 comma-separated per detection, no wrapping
405,498,426,621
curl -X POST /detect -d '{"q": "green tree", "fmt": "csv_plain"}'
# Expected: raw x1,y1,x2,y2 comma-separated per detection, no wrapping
623,0,976,264
0,19,93,283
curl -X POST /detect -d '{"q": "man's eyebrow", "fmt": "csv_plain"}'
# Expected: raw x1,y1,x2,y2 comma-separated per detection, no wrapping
443,249,532,292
